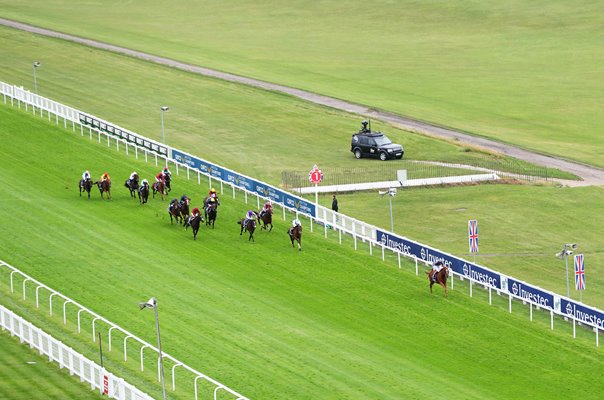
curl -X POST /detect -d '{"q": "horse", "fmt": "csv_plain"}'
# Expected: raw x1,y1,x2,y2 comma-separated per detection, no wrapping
79,178,92,199
427,266,450,297
179,197,190,225
288,224,302,251
124,175,139,198
205,203,217,228
152,179,166,201
238,218,256,242
96,180,111,199
168,199,182,224
138,183,149,204
258,209,273,232
203,196,220,221
185,214,203,240
164,173,172,193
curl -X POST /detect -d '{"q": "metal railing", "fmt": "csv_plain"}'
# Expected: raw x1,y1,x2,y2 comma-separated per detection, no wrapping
0,302,154,400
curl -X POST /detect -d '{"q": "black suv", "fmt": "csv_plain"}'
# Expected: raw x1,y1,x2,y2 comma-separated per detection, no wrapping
350,121,404,161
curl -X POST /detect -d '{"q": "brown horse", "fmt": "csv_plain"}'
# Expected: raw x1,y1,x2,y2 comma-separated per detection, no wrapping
185,214,203,240
206,203,217,228
79,178,92,199
427,265,450,297
288,224,302,251
152,179,166,201
238,218,256,242
168,199,182,224
179,197,190,225
96,180,111,199
124,175,139,198
258,209,273,232
138,182,149,204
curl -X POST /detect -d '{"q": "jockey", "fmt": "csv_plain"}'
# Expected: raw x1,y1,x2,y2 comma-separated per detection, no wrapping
129,171,138,181
180,194,189,204
191,207,201,217
208,187,218,199
155,171,165,183
260,200,273,218
140,179,149,187
244,209,257,226
100,172,111,183
292,218,301,228
206,197,217,210
82,170,91,182
162,166,171,180
430,261,445,281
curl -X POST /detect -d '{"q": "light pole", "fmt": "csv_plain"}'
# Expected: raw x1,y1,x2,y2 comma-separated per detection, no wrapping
379,188,397,232
139,297,167,400
556,243,577,298
160,106,169,144
33,61,41,95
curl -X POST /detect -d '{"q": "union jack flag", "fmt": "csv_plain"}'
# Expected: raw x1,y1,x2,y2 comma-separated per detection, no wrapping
468,220,478,253
574,254,585,291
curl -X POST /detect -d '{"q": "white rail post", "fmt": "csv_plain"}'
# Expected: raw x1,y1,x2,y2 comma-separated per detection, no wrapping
470,281,473,297
123,335,133,361
36,285,43,308
310,218,313,232
49,293,58,316
415,257,418,276
198,171,201,185
220,181,224,193
488,287,492,305
550,310,554,330
92,317,101,342
172,363,183,390
244,191,248,204
339,229,342,245
508,295,512,313
256,194,260,209
324,222,327,238
573,317,576,338
194,376,204,400
398,252,401,269
108,326,117,352
140,344,150,371
381,245,385,261
530,303,533,321
63,300,72,324
22,277,31,300
77,309,85,333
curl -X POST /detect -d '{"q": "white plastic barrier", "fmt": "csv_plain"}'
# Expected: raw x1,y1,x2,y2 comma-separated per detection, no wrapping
0,303,154,400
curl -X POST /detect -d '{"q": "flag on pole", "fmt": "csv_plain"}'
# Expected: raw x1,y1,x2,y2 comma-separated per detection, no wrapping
574,254,585,290
468,220,478,253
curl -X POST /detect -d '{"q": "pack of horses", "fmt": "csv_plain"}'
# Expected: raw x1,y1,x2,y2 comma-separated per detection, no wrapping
79,178,111,199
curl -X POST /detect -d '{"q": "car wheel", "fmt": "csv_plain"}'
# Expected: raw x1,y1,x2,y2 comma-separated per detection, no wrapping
354,149,362,159
379,152,387,161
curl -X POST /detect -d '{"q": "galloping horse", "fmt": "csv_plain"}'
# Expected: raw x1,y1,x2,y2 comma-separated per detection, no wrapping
288,224,302,251
185,214,203,240
238,218,256,242
427,265,450,297
206,203,217,228
203,196,220,221
152,179,166,201
168,199,182,224
258,209,273,232
179,197,190,225
164,173,172,194
124,175,139,198
96,180,111,199
138,182,149,204
79,179,92,199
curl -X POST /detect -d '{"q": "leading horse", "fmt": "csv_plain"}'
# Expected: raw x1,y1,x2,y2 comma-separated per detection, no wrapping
179,197,190,226
79,179,92,199
96,180,111,199
185,214,203,240
427,266,450,297
288,224,302,251
238,218,256,242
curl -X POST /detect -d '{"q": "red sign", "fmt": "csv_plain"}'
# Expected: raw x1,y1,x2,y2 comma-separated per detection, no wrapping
103,375,109,395
308,165,323,184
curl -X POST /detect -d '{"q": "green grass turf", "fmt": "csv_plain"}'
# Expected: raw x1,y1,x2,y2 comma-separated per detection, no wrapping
0,25,575,184
1,93,603,399
0,326,101,399
1,1,603,168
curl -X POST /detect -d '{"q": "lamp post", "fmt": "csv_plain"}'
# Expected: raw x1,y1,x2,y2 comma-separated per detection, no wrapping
379,188,397,232
556,243,577,298
160,106,169,144
33,62,41,95
139,297,167,400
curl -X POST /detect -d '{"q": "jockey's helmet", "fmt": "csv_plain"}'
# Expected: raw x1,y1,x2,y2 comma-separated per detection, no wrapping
210,188,216,193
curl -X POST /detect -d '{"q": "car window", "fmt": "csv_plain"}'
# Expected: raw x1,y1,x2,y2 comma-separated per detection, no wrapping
374,136,392,146
359,136,369,145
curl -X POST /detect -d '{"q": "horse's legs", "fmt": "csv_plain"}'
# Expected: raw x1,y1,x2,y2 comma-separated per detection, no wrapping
269,222,273,232
439,281,448,297
429,281,434,293
249,230,254,242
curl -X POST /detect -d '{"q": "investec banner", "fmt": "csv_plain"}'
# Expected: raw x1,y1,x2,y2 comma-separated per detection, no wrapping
376,230,501,289
507,278,554,309
172,149,315,217
560,299,604,330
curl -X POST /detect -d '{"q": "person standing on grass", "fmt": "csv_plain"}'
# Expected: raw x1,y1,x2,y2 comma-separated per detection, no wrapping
332,194,339,213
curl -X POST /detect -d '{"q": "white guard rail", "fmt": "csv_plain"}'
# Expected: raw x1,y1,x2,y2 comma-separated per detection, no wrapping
0,303,154,400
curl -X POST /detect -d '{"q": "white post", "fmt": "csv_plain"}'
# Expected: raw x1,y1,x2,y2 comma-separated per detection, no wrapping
414,257,418,276
530,303,533,321
508,295,512,313
470,281,473,297
573,317,576,338
398,252,401,269
310,218,313,232
381,245,385,261
550,310,554,330
488,287,492,305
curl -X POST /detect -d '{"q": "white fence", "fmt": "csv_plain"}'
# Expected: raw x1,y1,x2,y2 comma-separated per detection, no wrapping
1,80,602,350
0,260,248,400
0,302,154,400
